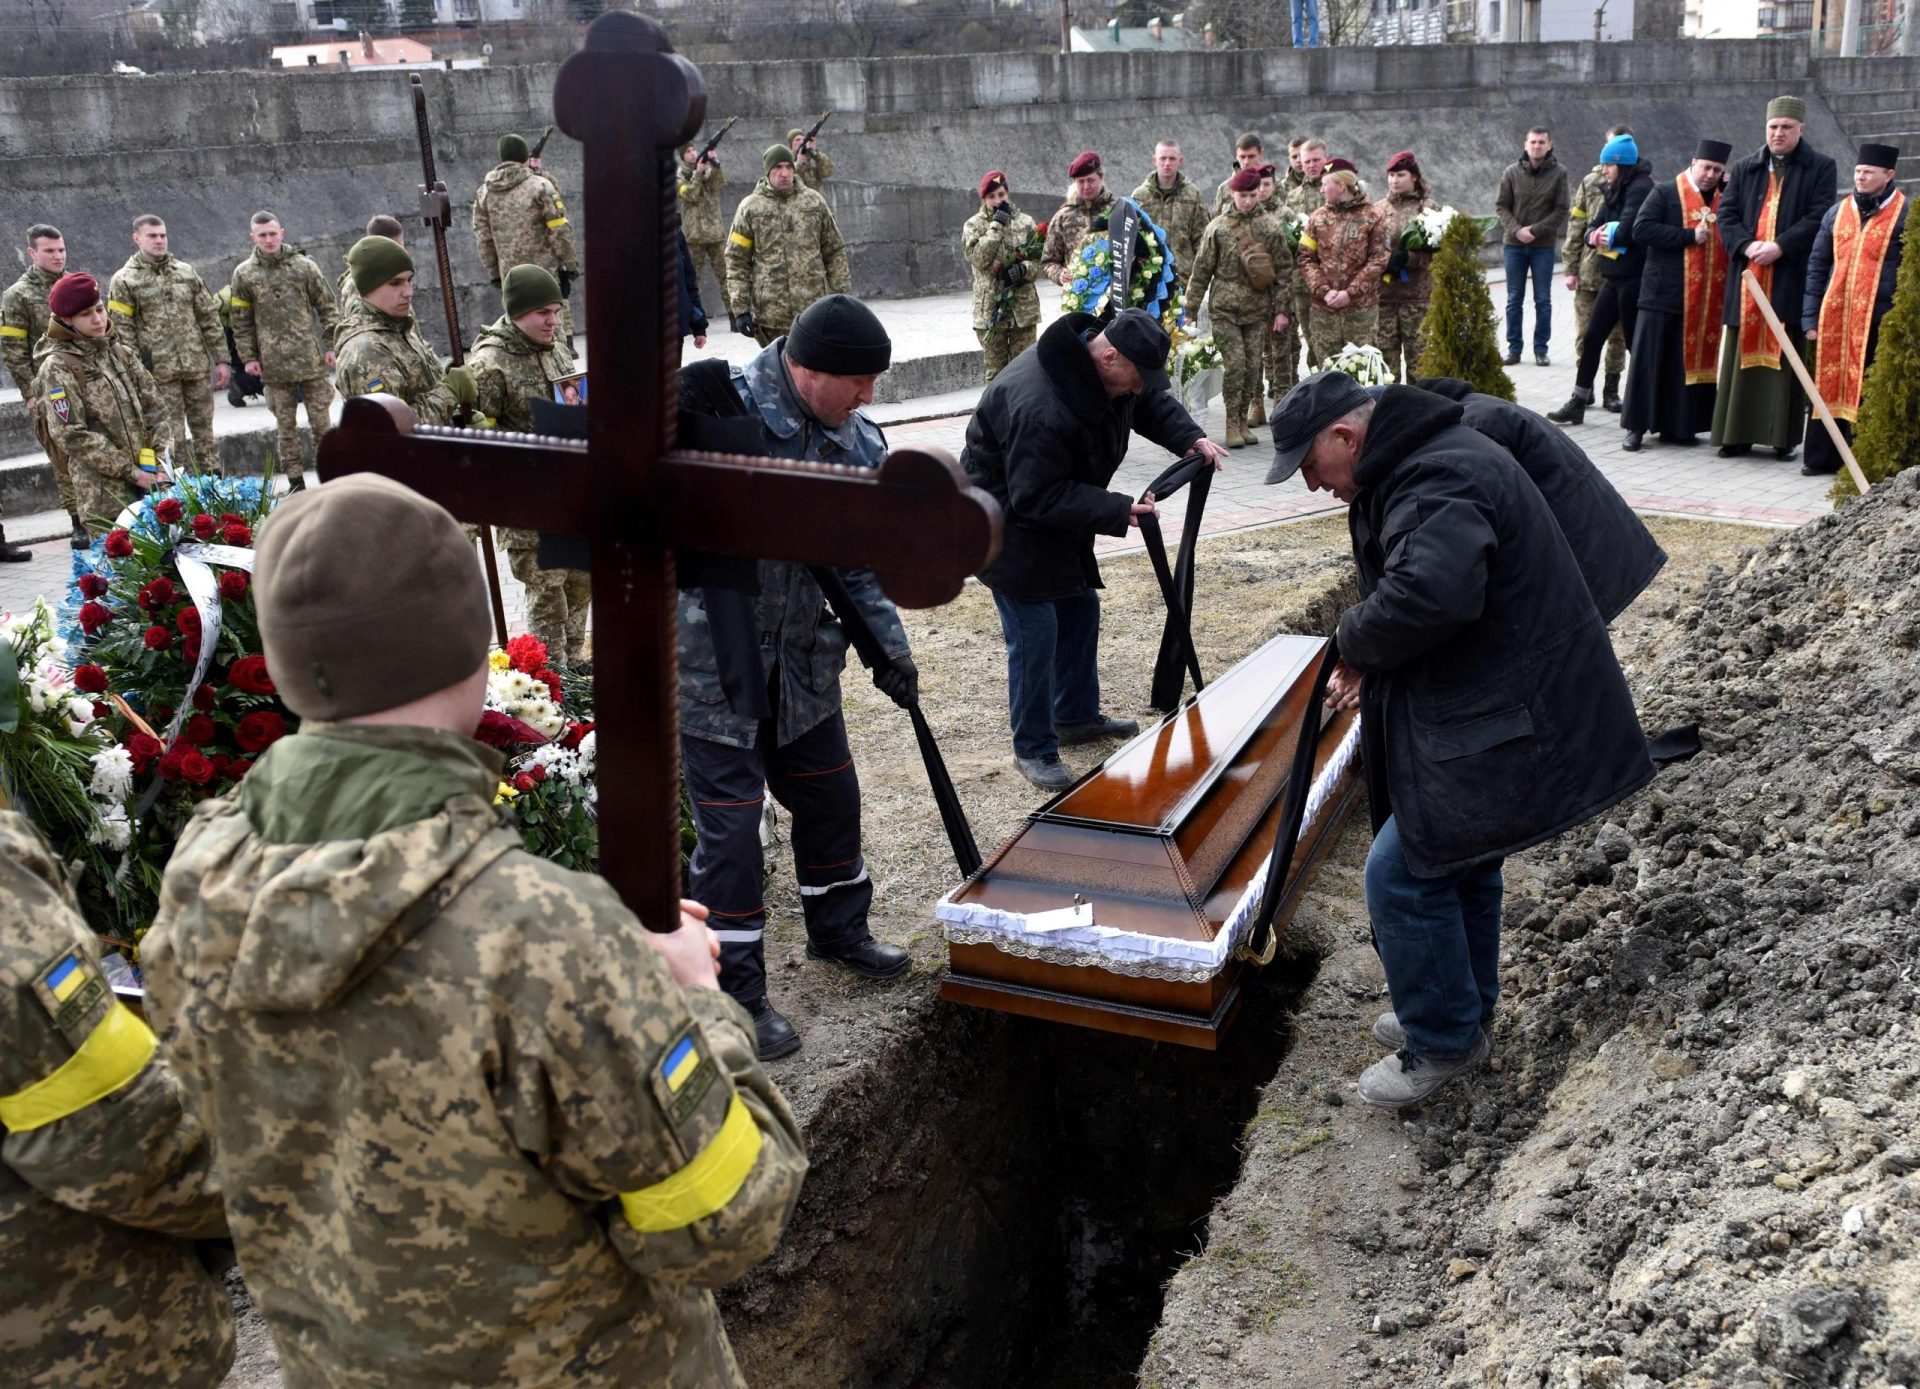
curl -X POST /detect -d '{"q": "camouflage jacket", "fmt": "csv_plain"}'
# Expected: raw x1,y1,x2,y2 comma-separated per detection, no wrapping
333,304,461,427
794,146,834,191
142,723,808,1389
467,316,579,549
1041,187,1115,285
1187,207,1293,324
679,342,908,749
724,180,851,332
0,809,233,1389
1374,189,1441,304
962,201,1043,332
334,265,364,319
106,252,224,382
1132,174,1211,283
1563,164,1611,293
677,161,728,245
229,246,338,383
1301,198,1392,308
472,161,580,283
2,265,59,396
34,323,175,484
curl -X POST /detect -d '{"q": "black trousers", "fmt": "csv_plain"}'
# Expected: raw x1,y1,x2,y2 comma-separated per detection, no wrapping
1576,279,1640,392
681,703,872,1008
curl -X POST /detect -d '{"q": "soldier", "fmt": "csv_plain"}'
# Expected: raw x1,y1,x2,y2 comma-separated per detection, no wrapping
335,213,406,318
1374,151,1441,381
1041,151,1115,287
1563,126,1633,411
214,284,263,408
678,142,733,328
34,273,175,533
142,473,808,1388
1283,136,1310,202
1281,139,1329,390
963,170,1042,383
787,125,834,191
468,265,592,667
106,215,228,475
1300,168,1391,368
229,210,337,489
1131,139,1210,288
1213,132,1266,216
1188,167,1292,448
1,794,235,1389
331,237,476,427
474,132,581,341
3,224,79,549
726,145,852,349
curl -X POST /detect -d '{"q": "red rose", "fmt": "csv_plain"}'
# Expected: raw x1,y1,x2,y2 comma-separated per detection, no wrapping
126,733,164,771
223,522,253,547
103,529,134,558
137,577,175,610
235,710,286,753
512,772,537,793
227,655,275,695
143,625,172,651
91,701,110,720
219,512,246,527
176,606,202,636
77,572,108,599
184,713,217,746
72,663,109,694
505,633,549,675
190,513,217,539
78,602,114,635
205,753,229,779
181,633,201,664
561,720,594,750
192,684,215,712
218,571,249,600
528,764,548,784
153,497,184,525
227,757,255,779
156,747,187,781
178,750,216,786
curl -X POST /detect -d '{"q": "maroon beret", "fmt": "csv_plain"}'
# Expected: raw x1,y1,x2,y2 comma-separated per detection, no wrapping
1386,150,1419,174
978,170,1008,200
48,272,100,319
1067,151,1101,178
1257,163,1278,180
1326,157,1358,175
1228,167,1262,193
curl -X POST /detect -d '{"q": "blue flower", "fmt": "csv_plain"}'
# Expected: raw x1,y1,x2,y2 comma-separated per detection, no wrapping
1072,278,1089,293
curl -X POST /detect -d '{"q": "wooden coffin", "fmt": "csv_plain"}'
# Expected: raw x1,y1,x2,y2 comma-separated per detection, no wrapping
937,634,1363,1050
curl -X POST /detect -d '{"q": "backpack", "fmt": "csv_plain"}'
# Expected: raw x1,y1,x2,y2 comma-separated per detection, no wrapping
1233,225,1276,290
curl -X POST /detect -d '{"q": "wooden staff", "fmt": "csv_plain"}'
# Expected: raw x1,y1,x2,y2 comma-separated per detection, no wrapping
1741,268,1872,496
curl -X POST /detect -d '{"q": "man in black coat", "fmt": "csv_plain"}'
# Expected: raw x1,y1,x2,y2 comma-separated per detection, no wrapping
1710,95,1840,460
961,309,1225,789
1269,374,1654,1108
1546,133,1653,427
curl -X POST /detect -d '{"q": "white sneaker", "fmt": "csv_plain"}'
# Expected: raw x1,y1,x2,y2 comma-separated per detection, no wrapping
1356,1029,1492,1110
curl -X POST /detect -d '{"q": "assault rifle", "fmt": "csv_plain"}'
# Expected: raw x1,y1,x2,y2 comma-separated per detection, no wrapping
796,111,830,158
529,123,555,161
694,115,737,167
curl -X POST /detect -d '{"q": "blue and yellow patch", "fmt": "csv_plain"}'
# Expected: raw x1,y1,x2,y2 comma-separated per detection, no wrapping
366,377,387,394
34,948,107,1044
46,387,70,425
655,1025,718,1131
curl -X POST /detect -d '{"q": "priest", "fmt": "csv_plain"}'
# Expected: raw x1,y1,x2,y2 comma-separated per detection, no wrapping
1801,143,1908,477
1621,139,1732,451
1710,96,1838,461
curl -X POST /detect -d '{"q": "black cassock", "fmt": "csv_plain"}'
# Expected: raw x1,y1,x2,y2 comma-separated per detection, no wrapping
1623,178,1718,442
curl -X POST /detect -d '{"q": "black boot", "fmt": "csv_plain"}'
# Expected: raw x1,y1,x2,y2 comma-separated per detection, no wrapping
747,998,801,1060
1602,373,1622,413
1546,387,1593,426
0,526,30,563
69,514,90,550
1623,431,1645,452
285,474,307,493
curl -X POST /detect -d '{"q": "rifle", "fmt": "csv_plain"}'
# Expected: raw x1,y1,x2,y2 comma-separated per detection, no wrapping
694,115,737,167
797,110,830,158
410,72,508,648
530,123,554,161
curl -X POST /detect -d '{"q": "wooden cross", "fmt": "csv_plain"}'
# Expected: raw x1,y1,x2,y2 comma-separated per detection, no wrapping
316,13,1001,932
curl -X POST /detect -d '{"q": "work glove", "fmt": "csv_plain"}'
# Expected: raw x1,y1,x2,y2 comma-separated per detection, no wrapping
557,269,574,300
1386,248,1410,277
736,311,755,338
873,654,918,709
1004,262,1029,287
443,365,477,409
991,205,1013,226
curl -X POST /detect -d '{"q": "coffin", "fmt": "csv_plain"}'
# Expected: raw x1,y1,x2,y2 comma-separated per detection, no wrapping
937,634,1364,1050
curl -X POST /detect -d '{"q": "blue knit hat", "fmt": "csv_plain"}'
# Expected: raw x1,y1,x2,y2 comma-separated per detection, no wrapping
1600,133,1639,167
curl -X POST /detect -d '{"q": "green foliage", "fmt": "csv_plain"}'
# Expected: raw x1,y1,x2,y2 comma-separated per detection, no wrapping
1835,221,1920,500
1414,214,1516,403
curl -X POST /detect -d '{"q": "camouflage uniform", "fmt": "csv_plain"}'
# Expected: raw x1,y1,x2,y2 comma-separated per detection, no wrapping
473,160,580,340
1040,187,1115,287
1373,188,1440,381
334,265,364,320
2,265,77,516
106,252,224,473
468,316,592,664
1187,207,1293,429
725,179,852,347
33,322,174,529
678,160,731,317
1132,173,1211,288
0,807,233,1389
229,245,338,480
1300,197,1391,369
1280,178,1325,387
333,305,464,426
962,200,1042,382
791,141,834,193
1563,164,1627,379
142,722,808,1389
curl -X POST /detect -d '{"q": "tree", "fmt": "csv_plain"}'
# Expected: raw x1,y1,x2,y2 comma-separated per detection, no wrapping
1835,224,1920,499
1414,214,1515,402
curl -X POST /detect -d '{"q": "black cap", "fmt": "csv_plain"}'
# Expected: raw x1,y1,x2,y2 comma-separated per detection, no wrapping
785,294,892,376
1266,371,1371,484
1695,139,1733,165
1103,308,1172,394
1859,142,1900,170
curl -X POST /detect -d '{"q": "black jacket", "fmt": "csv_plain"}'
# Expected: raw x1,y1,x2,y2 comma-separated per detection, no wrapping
1414,378,1667,623
1594,160,1655,283
1802,190,1908,333
1717,139,1839,328
962,312,1203,601
1338,387,1654,877
676,230,708,339
1631,175,1708,315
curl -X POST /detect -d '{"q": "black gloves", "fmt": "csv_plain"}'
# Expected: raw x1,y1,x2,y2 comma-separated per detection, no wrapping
873,654,918,709
557,269,574,299
736,311,755,338
1004,262,1029,287
1386,249,1410,277
991,205,1013,226
491,278,501,289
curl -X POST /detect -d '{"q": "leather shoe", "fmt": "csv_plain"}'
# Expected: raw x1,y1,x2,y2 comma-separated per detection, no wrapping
806,935,910,980
1056,714,1139,745
1800,460,1840,477
747,998,801,1060
1622,431,1644,452
1503,349,1521,366
1015,753,1072,790
1534,352,1550,367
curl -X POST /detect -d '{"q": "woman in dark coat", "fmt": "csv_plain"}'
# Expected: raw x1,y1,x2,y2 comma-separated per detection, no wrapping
1549,133,1654,426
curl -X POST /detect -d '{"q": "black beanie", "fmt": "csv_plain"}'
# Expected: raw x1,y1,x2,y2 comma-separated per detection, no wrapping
784,294,891,376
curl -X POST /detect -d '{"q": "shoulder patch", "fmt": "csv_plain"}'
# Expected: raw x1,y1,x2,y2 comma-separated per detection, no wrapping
650,1021,725,1145
366,377,386,393
47,387,70,424
33,949,109,1047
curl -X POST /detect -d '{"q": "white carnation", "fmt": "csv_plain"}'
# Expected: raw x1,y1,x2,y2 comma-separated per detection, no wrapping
88,746,136,801
90,805,132,852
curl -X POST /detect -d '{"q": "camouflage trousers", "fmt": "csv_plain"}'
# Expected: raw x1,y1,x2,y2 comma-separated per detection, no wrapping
1308,306,1380,374
976,320,1037,383
1264,314,1297,399
753,324,786,349
1215,317,1266,425
30,418,79,518
263,376,334,480
72,462,141,535
1573,287,1627,377
1375,300,1431,382
154,375,216,474
688,240,731,317
508,548,592,667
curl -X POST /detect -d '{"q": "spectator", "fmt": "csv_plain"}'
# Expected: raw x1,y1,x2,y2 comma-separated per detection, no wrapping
1495,127,1570,367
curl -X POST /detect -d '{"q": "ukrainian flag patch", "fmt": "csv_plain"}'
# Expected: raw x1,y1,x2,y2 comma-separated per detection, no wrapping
367,377,386,393
657,1025,717,1129
35,949,107,1043
47,955,84,1003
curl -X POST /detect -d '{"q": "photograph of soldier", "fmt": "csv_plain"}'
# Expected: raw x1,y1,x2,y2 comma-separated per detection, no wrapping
1188,166,1292,447
962,170,1042,383
229,211,337,488
106,215,228,474
725,145,852,348
473,132,580,343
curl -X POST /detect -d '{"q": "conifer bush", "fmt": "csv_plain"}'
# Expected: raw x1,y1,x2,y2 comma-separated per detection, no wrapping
1415,215,1516,402
1835,226,1920,499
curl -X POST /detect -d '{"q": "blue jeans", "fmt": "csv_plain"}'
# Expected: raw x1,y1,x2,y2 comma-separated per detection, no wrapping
1503,243,1555,355
1364,814,1504,1061
992,588,1102,760
1290,0,1321,45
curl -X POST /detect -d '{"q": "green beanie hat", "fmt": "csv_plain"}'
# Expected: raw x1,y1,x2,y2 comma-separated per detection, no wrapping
347,235,415,295
503,264,563,320
499,132,530,163
764,144,795,173
786,128,805,143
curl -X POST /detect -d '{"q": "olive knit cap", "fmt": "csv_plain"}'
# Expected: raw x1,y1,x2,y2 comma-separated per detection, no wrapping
347,235,415,295
502,264,563,319
1766,95,1807,123
255,474,491,721
786,128,806,143
764,144,795,173
499,132,530,163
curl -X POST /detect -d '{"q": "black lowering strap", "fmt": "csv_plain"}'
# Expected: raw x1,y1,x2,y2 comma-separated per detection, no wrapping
1239,637,1341,967
1137,450,1214,710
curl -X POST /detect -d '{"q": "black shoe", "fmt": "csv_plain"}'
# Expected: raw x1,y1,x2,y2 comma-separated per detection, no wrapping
1546,388,1592,426
0,526,29,562
1717,443,1752,458
806,936,911,980
285,475,307,493
1800,460,1840,477
1774,445,1798,462
746,998,801,1060
1503,349,1522,366
69,515,90,550
1015,753,1072,790
1602,374,1622,412
227,383,246,408
1622,431,1644,452
1535,352,1551,367
1056,714,1140,745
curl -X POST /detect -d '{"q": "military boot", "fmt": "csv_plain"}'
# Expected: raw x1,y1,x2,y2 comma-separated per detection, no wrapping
69,514,90,550
1602,372,1622,413
1546,387,1592,426
0,526,29,563
1224,419,1246,448
1249,396,1268,427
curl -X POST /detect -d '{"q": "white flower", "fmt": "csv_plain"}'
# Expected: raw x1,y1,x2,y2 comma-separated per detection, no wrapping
90,804,132,852
576,731,596,772
89,746,136,801
1320,342,1394,387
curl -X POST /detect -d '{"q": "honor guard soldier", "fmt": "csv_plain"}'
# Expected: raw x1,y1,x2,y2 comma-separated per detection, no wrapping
787,126,834,191
963,170,1042,382
1189,167,1293,448
1042,151,1115,286
678,142,734,328
1301,167,1391,369
331,236,477,426
1132,140,1210,288
474,132,581,342
1373,152,1441,382
335,213,406,318
107,215,229,474
229,211,337,489
1214,132,1266,216
725,145,852,348
2,224,77,550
